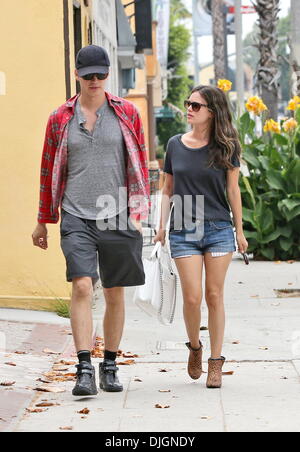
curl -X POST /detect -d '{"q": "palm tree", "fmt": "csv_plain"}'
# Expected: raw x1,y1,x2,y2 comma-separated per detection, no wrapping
254,0,280,120
212,0,227,81
291,0,300,96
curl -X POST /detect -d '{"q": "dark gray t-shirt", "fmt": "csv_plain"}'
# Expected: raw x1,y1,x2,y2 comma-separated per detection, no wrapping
163,134,240,229
62,99,127,220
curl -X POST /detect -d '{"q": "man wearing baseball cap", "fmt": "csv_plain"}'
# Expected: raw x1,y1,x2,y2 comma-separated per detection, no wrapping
32,45,150,397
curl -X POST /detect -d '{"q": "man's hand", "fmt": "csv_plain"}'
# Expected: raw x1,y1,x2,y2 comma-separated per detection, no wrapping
32,223,48,250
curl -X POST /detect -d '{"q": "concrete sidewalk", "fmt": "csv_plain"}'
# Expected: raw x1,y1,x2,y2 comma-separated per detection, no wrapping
1,252,300,432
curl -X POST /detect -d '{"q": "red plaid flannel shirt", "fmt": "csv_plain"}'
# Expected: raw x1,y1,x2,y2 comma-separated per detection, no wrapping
38,92,150,224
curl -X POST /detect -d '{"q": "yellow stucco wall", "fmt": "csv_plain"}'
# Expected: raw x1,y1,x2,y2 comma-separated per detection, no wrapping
0,0,90,309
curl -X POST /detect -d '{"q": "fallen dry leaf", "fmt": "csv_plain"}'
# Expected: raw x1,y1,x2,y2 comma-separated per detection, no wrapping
259,347,269,350
222,371,234,376
14,351,27,355
78,408,90,415
159,389,171,393
232,341,240,345
36,402,57,407
4,362,16,367
134,378,142,382
159,369,171,373
26,408,46,413
42,371,76,382
117,359,135,366
59,426,73,431
55,360,76,366
43,349,60,355
52,366,70,372
0,381,16,387
122,352,139,358
37,378,52,384
200,416,212,420
155,404,170,409
35,385,66,393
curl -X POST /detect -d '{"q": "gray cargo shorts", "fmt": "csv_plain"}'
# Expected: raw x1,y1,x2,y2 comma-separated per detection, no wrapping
60,209,145,288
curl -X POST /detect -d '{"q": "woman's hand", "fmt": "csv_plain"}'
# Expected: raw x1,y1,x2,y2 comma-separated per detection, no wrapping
154,229,166,246
236,232,248,254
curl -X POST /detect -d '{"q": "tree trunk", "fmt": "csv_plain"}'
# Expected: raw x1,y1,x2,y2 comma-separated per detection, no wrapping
291,0,300,95
212,0,227,82
254,0,280,120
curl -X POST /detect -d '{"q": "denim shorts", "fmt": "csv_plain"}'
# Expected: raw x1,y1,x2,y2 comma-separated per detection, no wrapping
169,220,236,258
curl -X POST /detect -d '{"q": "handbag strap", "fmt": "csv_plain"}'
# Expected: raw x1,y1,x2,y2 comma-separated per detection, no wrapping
150,241,161,259
163,203,176,275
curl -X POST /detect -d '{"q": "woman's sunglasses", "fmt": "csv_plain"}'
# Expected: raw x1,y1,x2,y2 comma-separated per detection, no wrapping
184,100,209,112
82,73,107,80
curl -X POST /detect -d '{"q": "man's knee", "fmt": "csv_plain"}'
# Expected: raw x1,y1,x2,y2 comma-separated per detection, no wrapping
103,287,124,304
72,277,93,298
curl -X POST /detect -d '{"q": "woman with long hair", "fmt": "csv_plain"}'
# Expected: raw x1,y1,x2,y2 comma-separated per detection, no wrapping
154,85,248,389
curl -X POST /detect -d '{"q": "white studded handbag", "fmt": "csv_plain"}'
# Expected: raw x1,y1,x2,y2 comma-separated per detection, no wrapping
134,238,178,326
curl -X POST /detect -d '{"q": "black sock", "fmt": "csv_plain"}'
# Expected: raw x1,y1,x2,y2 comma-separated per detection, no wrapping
77,350,91,364
104,350,117,362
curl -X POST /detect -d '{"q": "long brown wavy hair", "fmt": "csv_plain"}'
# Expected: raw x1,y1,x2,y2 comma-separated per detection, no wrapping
190,85,242,170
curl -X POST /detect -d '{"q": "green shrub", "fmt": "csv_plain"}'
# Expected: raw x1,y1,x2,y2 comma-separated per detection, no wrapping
55,299,70,319
237,107,300,260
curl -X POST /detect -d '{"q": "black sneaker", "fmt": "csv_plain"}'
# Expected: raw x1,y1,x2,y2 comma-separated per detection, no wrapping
72,361,98,397
99,360,123,392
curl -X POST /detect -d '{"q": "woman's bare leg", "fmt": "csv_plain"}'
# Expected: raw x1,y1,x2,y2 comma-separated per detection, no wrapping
174,255,204,349
204,252,233,358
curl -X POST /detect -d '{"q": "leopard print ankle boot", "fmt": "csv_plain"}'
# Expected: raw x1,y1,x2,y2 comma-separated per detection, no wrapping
206,356,226,389
186,341,203,380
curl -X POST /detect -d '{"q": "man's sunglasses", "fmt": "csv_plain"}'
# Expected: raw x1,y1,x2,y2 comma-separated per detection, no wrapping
82,73,107,80
184,100,209,112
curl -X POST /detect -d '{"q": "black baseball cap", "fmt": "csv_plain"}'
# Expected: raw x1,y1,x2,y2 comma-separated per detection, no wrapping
76,45,110,77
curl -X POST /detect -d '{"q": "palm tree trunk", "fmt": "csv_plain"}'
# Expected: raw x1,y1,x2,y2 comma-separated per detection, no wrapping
291,0,300,95
254,0,280,120
212,0,227,82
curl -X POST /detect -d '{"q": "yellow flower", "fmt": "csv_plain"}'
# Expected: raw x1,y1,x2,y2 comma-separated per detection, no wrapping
286,96,300,111
246,96,268,116
263,119,281,134
217,79,232,92
283,118,298,132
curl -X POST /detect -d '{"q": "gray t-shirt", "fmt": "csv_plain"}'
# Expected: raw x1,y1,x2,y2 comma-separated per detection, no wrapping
62,99,127,220
164,134,240,229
